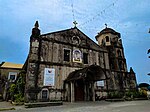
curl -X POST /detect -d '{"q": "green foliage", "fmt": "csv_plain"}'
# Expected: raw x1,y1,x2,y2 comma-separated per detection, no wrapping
9,84,16,100
108,91,124,99
9,84,16,94
8,72,25,103
139,89,147,98
108,90,147,99
125,91,134,97
16,73,25,94
138,83,149,88
14,93,24,103
125,90,147,99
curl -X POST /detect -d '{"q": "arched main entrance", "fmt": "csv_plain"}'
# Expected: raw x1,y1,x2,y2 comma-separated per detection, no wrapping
75,79,84,101
65,65,109,102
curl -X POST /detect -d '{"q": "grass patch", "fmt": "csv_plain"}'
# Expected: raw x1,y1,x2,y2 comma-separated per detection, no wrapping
0,108,15,111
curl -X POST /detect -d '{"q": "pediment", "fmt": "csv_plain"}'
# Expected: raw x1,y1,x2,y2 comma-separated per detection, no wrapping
41,27,106,52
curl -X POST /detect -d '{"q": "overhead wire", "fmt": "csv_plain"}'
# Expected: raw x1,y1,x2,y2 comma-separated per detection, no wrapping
78,0,119,27
75,0,149,35
71,0,75,22
69,0,150,43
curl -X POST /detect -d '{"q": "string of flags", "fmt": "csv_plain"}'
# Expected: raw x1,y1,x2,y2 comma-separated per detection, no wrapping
71,0,75,22
69,0,150,43
77,0,119,27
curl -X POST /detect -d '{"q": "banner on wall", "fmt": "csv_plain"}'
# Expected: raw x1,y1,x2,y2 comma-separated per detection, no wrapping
73,49,82,63
44,68,55,86
97,81,104,87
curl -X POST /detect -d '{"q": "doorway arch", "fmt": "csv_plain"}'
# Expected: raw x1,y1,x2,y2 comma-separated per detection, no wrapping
65,65,109,102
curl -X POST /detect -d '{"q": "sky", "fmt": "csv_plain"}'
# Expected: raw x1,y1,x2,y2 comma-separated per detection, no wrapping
0,0,150,84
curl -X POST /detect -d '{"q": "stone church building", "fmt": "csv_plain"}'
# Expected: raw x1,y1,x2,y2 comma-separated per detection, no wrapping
23,21,137,102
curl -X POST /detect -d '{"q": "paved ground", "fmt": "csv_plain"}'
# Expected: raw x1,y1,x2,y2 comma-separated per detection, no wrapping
0,101,24,111
0,100,150,112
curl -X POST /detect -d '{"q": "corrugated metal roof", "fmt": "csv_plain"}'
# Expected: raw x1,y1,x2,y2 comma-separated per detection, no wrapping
1,62,23,69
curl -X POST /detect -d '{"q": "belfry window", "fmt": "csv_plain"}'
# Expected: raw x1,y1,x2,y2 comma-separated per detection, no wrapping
64,49,70,62
102,39,105,46
105,36,109,42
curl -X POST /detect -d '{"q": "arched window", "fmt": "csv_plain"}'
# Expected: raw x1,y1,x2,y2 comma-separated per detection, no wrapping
117,50,122,57
119,61,124,70
101,39,105,46
105,36,109,42
110,60,115,70
42,89,49,100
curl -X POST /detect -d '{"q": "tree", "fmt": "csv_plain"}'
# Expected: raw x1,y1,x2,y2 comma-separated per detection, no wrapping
8,71,25,103
148,28,150,58
147,49,150,58
138,83,149,88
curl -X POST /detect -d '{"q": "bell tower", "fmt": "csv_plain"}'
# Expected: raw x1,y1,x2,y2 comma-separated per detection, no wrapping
95,27,128,90
25,21,41,102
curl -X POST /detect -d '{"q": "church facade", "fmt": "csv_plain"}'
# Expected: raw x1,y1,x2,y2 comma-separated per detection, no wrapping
24,21,137,102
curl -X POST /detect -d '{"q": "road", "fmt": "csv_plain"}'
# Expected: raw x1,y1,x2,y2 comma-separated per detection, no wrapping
10,100,150,112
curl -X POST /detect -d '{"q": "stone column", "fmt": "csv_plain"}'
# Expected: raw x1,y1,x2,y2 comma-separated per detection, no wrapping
84,84,87,101
66,83,70,102
71,82,75,102
92,82,95,101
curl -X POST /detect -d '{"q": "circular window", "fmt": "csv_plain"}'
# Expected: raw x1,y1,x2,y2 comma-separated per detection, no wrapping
72,36,80,45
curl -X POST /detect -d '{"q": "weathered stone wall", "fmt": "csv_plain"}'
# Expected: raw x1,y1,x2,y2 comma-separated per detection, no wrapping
40,39,108,68
37,88,62,101
38,64,81,89
95,28,136,91
26,27,110,102
35,28,109,101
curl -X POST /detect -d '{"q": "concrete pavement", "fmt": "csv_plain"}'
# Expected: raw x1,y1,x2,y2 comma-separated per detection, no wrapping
0,100,150,112
0,101,24,111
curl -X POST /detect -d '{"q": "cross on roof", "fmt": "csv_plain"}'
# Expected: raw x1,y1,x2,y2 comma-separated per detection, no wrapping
73,21,78,27
105,23,107,28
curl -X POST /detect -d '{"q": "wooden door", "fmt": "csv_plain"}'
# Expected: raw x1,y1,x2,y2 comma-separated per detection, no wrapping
75,80,84,101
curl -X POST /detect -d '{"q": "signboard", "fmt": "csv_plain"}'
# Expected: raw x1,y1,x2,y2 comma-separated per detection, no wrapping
97,81,104,87
73,49,82,63
44,68,55,86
